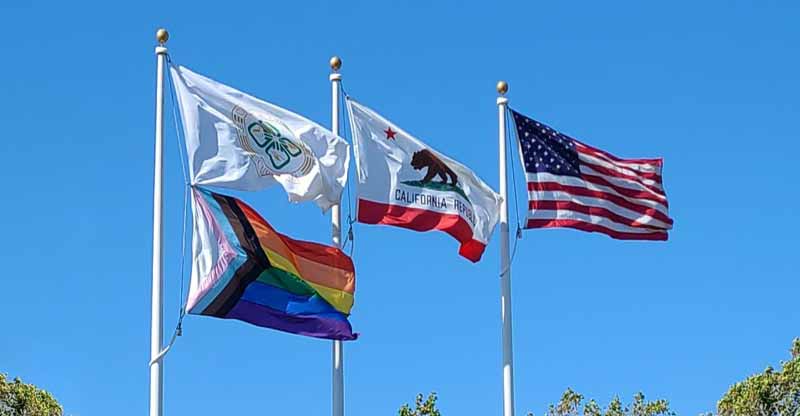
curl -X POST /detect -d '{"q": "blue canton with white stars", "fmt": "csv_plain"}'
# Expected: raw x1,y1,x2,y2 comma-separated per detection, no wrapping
511,109,581,178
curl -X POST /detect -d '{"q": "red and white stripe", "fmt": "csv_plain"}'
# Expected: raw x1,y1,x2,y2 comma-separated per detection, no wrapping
526,141,672,240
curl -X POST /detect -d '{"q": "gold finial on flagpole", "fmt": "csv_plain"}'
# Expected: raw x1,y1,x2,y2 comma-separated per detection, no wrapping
497,80,508,95
156,28,169,45
330,56,342,72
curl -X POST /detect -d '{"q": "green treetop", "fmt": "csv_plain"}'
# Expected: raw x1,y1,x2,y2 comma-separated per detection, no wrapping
717,338,800,416
0,373,63,416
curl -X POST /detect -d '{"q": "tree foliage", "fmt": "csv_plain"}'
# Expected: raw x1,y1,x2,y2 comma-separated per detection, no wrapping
0,373,62,416
527,388,674,416
399,392,441,416
717,338,800,416
397,339,800,415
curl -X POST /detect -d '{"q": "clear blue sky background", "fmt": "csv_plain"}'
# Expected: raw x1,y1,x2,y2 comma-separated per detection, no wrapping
1,1,798,415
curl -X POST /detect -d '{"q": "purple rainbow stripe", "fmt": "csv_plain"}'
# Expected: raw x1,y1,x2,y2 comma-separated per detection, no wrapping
190,188,357,341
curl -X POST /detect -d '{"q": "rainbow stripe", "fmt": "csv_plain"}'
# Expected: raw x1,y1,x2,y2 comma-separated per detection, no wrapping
187,188,357,340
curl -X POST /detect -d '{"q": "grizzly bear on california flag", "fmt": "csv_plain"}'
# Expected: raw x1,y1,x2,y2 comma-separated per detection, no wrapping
410,149,458,186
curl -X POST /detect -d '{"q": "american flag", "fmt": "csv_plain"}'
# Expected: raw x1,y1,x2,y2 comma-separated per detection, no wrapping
511,109,673,240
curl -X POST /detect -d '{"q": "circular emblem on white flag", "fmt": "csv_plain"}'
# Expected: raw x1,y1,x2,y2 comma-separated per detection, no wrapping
232,106,314,177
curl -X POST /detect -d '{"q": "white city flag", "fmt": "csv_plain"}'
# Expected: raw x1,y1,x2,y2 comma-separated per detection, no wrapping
346,98,501,262
171,65,349,211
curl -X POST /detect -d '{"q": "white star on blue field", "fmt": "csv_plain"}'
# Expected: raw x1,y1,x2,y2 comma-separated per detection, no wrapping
512,110,581,177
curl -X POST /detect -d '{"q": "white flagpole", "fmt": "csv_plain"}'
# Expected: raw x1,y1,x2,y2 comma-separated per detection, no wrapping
149,28,169,416
329,55,345,416
496,80,516,416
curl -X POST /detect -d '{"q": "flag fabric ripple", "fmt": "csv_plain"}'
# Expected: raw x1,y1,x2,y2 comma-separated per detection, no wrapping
187,187,357,340
346,98,501,262
511,109,673,240
171,65,349,212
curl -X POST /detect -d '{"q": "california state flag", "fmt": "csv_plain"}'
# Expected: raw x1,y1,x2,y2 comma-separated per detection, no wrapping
346,98,501,262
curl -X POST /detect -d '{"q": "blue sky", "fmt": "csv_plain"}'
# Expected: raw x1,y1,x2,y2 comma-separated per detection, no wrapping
1,1,798,415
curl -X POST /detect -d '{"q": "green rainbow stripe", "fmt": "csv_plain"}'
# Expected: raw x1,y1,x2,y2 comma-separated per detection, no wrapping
189,187,357,340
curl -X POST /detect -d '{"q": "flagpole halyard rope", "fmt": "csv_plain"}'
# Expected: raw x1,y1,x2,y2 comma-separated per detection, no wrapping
165,54,192,316
148,54,192,367
506,107,523,232
165,54,190,188
338,80,356,256
500,106,523,277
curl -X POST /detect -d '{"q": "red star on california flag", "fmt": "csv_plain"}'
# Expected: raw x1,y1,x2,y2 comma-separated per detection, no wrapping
384,127,397,140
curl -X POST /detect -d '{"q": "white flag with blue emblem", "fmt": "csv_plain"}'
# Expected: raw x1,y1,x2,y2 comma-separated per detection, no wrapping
170,65,349,211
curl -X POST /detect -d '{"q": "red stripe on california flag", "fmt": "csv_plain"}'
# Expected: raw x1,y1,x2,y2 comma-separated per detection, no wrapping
526,219,668,241
357,198,486,262
529,200,667,230
528,182,672,225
